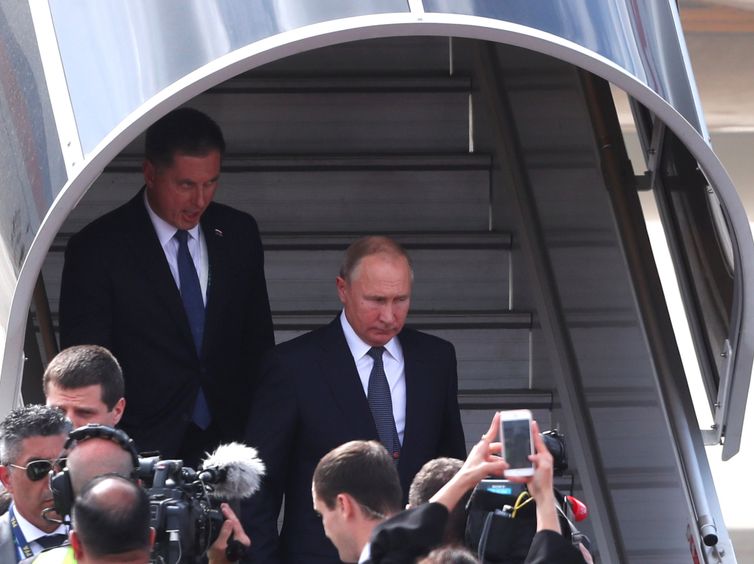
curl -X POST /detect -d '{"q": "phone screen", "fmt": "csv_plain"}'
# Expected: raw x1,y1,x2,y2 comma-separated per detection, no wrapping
502,418,532,469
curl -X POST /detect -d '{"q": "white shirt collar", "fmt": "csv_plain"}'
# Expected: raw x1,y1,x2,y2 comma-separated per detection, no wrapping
11,502,67,544
339,311,401,362
143,189,200,247
358,541,372,563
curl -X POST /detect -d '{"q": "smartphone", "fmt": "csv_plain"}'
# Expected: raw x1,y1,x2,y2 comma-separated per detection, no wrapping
499,409,534,477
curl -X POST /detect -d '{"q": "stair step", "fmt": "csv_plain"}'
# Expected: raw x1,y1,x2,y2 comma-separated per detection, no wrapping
271,310,530,330
264,247,510,311
50,230,508,254
64,154,492,234
261,231,511,250
122,87,471,155
107,153,491,171
458,389,552,410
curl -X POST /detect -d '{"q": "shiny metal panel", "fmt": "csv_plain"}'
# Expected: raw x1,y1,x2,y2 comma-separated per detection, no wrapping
48,0,409,155
424,0,705,135
0,2,65,344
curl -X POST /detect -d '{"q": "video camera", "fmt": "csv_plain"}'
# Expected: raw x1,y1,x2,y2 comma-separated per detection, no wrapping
137,442,265,564
49,425,264,564
140,456,240,563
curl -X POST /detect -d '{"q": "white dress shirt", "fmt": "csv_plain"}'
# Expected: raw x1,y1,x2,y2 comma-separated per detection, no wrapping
144,192,209,303
340,311,406,444
11,502,68,558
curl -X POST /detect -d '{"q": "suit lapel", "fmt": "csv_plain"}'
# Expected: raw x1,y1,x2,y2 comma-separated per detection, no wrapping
398,329,427,462
123,191,195,352
317,318,378,439
201,206,229,356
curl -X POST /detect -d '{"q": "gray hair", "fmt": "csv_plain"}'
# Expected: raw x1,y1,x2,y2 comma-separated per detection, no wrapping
339,236,413,282
0,405,72,465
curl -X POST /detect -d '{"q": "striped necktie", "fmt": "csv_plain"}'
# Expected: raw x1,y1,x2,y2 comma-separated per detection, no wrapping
367,347,401,461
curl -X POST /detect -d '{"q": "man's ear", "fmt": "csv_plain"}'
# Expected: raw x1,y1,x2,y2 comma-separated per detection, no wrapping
336,276,348,305
143,159,155,188
111,397,126,425
149,527,156,549
338,493,360,519
70,531,84,559
0,465,12,492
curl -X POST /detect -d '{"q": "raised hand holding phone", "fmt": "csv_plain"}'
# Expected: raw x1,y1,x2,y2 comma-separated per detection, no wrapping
499,409,535,477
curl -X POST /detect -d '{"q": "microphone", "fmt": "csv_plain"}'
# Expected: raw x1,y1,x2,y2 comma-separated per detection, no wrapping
198,442,266,500
565,495,589,522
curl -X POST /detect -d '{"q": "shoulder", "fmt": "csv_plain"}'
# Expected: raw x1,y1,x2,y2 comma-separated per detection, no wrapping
68,193,143,248
399,327,454,354
272,322,338,357
23,545,75,564
202,202,260,233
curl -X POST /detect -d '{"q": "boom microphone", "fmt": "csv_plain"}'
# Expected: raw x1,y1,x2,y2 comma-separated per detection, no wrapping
198,442,266,500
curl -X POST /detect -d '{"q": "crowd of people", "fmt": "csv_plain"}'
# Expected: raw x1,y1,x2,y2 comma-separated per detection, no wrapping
0,107,591,563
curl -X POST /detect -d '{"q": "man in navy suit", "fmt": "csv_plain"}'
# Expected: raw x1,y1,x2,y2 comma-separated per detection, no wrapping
59,108,274,464
242,236,466,563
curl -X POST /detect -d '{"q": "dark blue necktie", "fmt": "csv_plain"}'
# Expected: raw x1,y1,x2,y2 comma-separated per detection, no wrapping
367,347,401,461
36,534,67,550
175,230,211,430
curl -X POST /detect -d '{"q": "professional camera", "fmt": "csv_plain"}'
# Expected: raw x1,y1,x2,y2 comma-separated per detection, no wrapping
141,443,265,564
464,428,587,563
144,457,225,563
50,425,264,564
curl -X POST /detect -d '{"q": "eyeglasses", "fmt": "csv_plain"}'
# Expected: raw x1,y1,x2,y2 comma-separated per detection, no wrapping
8,458,65,482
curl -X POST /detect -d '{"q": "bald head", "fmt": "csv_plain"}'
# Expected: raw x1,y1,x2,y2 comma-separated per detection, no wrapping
67,437,136,495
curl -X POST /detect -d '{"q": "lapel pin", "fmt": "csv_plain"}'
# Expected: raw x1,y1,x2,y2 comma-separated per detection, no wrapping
214,228,224,237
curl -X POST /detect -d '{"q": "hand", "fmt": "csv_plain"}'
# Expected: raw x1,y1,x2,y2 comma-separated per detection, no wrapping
207,503,251,564
430,412,508,511
457,411,508,485
506,420,559,532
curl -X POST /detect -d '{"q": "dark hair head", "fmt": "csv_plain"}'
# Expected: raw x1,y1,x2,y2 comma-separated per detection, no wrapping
408,457,464,506
43,345,124,410
144,107,225,168
313,440,402,519
72,474,151,558
0,405,72,464
339,236,413,283
408,457,468,545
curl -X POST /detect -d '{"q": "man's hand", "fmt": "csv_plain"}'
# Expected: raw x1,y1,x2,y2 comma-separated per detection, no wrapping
430,412,508,511
506,420,559,533
207,503,251,563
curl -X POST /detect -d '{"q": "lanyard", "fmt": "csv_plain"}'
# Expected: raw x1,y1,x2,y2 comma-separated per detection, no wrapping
9,505,34,560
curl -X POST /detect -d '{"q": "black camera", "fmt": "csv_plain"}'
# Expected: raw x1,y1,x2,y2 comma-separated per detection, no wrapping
143,458,227,564
49,424,252,564
464,428,579,563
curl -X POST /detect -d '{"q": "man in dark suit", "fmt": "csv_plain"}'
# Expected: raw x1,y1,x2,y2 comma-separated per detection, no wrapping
59,108,274,464
242,236,466,563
